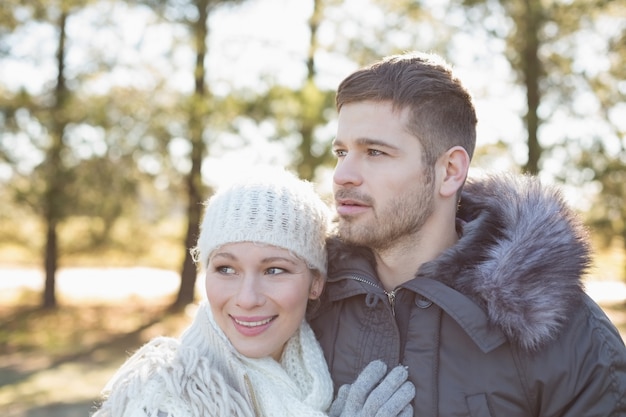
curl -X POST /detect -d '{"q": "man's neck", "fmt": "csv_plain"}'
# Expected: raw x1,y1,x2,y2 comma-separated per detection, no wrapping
373,220,459,291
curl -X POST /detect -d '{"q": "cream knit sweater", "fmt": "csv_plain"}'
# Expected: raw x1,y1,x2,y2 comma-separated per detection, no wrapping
92,302,333,417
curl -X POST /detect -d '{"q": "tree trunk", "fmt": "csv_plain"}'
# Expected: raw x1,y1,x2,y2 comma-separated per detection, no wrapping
174,145,203,308
174,0,209,308
41,10,69,309
296,0,326,181
521,0,542,175
42,221,58,308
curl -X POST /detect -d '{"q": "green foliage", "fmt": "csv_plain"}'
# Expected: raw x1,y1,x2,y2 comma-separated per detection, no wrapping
0,213,186,269
241,80,336,180
456,0,624,174
1,0,626,295
578,143,626,249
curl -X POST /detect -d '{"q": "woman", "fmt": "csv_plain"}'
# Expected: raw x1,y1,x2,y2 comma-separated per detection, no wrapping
92,167,414,417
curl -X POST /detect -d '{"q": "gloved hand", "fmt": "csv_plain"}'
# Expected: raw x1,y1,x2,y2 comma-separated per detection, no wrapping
328,360,415,417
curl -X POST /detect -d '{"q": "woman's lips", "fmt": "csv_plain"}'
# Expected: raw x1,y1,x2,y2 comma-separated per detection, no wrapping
230,315,276,336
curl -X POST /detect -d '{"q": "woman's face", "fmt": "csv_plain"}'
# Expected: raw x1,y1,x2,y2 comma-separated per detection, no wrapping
205,242,324,361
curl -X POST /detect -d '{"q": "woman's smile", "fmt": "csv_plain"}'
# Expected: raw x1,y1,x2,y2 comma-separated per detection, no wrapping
231,315,277,336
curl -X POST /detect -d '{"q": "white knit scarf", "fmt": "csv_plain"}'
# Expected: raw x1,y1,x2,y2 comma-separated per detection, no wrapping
200,303,334,417
94,303,333,417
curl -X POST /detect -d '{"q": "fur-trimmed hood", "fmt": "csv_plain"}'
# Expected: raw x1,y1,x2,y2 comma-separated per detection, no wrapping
326,173,591,352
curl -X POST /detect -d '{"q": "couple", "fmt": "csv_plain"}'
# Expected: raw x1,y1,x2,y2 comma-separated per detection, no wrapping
93,51,626,417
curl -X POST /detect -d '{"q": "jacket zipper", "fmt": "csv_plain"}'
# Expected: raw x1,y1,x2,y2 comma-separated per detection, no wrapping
346,274,398,316
387,290,397,315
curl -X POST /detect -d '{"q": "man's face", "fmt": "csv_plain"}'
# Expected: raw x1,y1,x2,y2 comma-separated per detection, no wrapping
332,100,435,251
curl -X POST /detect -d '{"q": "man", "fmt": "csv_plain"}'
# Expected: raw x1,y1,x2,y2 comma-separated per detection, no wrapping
308,51,626,416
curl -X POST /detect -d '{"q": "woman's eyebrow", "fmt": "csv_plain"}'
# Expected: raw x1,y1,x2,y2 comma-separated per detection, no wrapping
211,252,237,261
261,256,298,266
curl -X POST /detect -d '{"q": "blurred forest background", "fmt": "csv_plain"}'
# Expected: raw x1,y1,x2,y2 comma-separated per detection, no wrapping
0,0,625,415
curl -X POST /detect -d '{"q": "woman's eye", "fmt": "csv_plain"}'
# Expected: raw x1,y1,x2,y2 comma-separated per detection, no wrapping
266,267,286,275
216,266,235,274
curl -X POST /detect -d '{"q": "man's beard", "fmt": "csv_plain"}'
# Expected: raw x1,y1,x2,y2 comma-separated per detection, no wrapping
336,176,435,252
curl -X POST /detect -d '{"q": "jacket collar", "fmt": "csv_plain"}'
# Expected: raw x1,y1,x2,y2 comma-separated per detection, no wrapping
326,173,590,352
324,244,507,353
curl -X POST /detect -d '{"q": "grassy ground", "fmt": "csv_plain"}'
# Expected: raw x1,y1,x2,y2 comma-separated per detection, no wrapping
1,289,625,417
0,296,193,417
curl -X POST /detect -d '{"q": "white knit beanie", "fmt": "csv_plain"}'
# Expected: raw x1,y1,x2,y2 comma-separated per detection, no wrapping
194,168,331,275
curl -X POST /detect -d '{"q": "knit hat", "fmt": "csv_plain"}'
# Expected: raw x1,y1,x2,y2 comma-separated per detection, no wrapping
194,167,331,275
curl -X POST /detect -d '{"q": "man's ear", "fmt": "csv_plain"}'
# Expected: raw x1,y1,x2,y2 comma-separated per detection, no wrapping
438,146,470,198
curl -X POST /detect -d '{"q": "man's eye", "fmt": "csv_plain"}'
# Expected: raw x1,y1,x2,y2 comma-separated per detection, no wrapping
367,149,384,156
333,149,347,157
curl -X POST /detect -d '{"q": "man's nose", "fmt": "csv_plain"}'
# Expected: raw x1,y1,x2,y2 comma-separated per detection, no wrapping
333,153,363,187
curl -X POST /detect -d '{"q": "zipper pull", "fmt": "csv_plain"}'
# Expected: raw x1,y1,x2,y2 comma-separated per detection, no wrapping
386,290,396,316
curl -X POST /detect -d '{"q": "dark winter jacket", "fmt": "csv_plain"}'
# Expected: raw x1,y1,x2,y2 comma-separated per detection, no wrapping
308,174,626,417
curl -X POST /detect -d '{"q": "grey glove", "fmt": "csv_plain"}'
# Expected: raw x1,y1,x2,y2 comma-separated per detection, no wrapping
328,360,415,417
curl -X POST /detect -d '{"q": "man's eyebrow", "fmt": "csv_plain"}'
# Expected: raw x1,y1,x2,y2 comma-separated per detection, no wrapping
333,137,400,151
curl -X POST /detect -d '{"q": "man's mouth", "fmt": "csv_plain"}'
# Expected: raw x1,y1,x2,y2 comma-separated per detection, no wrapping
336,198,365,207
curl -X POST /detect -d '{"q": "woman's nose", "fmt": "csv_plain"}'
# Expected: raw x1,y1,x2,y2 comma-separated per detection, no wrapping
235,275,265,308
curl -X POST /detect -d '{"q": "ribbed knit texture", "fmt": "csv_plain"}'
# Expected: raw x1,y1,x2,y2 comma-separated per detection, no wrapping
194,168,331,275
92,303,333,417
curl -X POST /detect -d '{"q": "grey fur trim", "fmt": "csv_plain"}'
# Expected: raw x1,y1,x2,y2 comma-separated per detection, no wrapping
455,174,590,350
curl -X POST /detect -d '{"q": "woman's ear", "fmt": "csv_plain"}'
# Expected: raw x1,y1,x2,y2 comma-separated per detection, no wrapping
438,146,470,198
309,272,325,300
